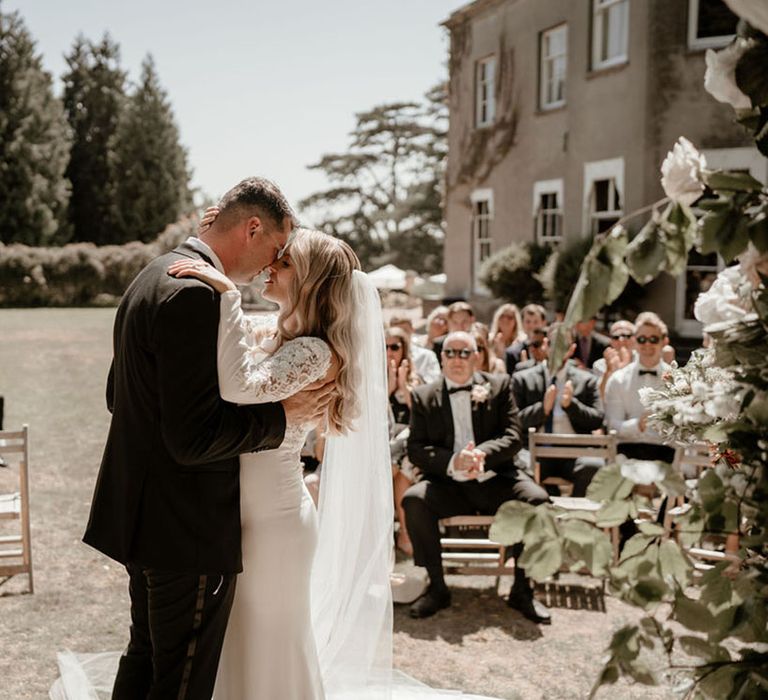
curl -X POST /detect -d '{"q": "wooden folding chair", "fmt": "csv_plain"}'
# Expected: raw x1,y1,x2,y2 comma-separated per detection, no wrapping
438,515,515,588
0,425,33,594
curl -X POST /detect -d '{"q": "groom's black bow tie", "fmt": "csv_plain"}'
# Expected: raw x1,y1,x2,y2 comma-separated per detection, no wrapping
639,369,657,377
448,385,472,394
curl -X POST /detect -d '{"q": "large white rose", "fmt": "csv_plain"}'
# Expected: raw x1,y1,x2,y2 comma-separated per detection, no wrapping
619,457,667,485
724,0,768,35
693,266,751,327
704,39,753,111
660,137,707,206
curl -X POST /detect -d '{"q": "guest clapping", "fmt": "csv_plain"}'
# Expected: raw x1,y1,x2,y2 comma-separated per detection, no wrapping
593,319,636,398
489,304,525,359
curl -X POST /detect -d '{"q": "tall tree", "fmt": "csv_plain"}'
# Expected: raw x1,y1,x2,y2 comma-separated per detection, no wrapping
62,33,125,244
111,55,193,242
299,82,447,272
0,6,71,245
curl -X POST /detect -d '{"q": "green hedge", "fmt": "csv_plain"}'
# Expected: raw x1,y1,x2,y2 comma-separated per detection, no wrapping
0,218,196,307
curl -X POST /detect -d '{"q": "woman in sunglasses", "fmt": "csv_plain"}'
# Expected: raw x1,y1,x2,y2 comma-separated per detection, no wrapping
472,323,506,374
386,326,424,555
593,319,636,398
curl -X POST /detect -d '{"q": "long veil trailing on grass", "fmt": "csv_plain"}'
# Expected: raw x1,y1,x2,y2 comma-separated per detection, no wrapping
50,271,498,700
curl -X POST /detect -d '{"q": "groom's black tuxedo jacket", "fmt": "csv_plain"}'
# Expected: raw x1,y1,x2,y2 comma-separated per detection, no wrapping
407,371,522,480
83,242,286,574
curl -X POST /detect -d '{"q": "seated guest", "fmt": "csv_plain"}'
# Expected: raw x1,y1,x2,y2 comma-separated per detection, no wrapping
662,344,676,365
511,326,548,373
512,328,605,497
386,327,424,555
389,313,441,384
403,332,550,623
572,317,610,370
472,323,506,374
432,301,475,358
593,319,636,399
604,312,675,462
489,303,525,360
505,303,547,373
416,305,449,350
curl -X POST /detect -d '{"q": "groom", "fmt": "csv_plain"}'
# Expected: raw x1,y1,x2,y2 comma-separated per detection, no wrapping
84,177,331,699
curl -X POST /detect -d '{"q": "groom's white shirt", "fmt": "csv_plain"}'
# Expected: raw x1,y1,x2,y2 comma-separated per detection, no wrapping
185,236,225,274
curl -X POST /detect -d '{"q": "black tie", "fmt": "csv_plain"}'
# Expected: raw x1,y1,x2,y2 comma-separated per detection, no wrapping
639,370,657,377
448,385,471,395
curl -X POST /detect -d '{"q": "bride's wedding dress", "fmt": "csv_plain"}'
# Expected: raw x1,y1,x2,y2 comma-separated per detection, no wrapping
50,272,498,700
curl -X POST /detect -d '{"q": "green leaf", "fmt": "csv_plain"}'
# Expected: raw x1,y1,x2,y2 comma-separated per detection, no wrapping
596,499,632,527
586,463,634,502
735,40,768,107
633,576,669,608
659,468,687,498
638,522,665,536
704,170,765,192
589,663,619,699
679,635,731,663
658,540,692,585
626,220,667,284
489,501,535,545
619,533,654,563
677,505,706,549
561,519,600,546
675,592,715,632
749,212,768,253
662,202,698,276
698,470,725,513
584,533,613,576
696,663,737,699
518,538,563,580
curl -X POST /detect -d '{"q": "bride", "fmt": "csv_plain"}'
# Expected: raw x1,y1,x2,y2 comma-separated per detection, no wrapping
52,225,497,700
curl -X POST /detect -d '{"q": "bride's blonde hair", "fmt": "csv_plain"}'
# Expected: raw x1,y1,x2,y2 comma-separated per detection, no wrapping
276,229,362,434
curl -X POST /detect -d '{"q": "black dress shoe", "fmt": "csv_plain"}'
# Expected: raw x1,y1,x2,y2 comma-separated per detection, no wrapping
409,587,451,619
507,590,551,624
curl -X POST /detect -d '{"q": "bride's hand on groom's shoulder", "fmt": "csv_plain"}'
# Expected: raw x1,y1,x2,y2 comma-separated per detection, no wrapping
167,260,236,294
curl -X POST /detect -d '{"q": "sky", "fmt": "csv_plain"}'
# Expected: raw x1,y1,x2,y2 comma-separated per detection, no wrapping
9,0,469,217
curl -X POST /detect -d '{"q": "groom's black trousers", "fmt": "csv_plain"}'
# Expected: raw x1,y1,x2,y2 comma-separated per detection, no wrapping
112,564,236,700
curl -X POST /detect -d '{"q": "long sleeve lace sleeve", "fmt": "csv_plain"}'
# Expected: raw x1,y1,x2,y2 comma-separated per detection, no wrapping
217,290,332,405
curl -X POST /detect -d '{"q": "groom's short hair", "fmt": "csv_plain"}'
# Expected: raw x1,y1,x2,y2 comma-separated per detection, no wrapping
217,177,296,230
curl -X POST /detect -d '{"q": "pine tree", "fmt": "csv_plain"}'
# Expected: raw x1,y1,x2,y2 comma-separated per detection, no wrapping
299,83,447,273
0,6,71,245
62,34,126,244
111,55,193,243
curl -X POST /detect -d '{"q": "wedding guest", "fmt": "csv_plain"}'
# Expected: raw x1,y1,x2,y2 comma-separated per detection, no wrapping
511,328,605,497
386,327,424,555
662,344,676,365
403,332,550,623
505,304,547,373
572,317,610,370
432,301,476,358
593,319,636,398
472,324,506,374
389,313,441,383
417,305,449,350
604,312,676,462
510,326,548,374
489,303,525,360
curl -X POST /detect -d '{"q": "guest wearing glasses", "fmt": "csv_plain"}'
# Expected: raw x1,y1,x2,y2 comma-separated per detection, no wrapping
386,327,424,555
505,304,547,373
604,312,675,462
403,332,550,623
388,314,441,384
593,319,636,399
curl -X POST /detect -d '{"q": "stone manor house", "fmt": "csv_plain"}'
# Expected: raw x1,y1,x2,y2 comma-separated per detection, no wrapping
441,0,766,337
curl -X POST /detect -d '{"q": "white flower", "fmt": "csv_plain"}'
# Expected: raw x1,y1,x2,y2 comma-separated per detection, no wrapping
724,0,768,36
739,242,768,289
620,458,667,485
660,137,708,206
691,380,709,400
693,266,751,328
471,383,491,404
704,39,753,111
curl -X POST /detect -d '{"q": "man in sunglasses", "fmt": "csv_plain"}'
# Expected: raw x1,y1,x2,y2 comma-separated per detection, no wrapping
403,332,550,623
604,311,676,462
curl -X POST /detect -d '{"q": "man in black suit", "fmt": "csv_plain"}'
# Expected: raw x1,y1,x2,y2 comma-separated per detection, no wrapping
403,332,550,623
84,177,331,699
572,318,610,370
511,331,605,497
504,303,547,373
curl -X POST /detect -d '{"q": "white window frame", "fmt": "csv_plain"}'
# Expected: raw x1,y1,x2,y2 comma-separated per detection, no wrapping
471,188,494,294
675,147,767,335
533,179,564,245
475,56,496,128
687,0,737,50
591,0,629,71
583,158,625,236
540,24,567,111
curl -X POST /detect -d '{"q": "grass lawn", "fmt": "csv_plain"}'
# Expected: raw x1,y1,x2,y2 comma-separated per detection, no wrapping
0,308,676,699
